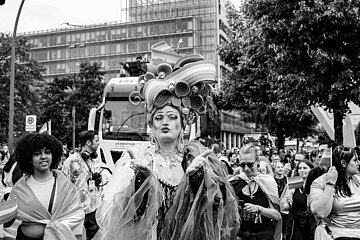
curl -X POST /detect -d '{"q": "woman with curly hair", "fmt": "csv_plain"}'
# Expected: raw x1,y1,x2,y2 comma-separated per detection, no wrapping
310,146,360,239
5,133,84,240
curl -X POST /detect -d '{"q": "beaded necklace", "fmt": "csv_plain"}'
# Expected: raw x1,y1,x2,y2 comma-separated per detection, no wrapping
155,148,183,167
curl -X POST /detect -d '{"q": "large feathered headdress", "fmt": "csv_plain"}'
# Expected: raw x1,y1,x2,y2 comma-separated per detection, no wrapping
129,41,216,126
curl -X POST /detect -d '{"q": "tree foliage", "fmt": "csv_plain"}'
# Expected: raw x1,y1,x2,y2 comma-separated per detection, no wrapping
40,61,105,146
219,0,360,146
0,33,44,143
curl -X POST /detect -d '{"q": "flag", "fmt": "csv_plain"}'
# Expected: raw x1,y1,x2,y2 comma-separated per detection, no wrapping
39,120,51,135
343,115,356,147
0,198,18,224
287,176,303,190
319,147,332,169
311,103,358,147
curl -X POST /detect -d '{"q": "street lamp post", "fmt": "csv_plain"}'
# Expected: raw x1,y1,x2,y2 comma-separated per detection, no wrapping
8,0,26,154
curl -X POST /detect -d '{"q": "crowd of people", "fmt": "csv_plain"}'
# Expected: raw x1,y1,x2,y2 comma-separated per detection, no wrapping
212,142,360,240
0,42,360,240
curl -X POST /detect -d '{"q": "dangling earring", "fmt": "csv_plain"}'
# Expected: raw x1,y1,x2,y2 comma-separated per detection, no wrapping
177,130,184,153
150,130,160,151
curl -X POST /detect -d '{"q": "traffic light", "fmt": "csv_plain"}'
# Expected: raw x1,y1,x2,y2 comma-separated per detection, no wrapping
0,0,5,5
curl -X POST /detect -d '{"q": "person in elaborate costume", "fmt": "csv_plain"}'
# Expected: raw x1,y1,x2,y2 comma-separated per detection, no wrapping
310,146,360,239
94,41,240,240
230,144,282,240
6,133,84,240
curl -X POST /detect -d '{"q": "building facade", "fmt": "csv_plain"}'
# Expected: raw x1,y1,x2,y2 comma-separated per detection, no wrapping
23,0,251,150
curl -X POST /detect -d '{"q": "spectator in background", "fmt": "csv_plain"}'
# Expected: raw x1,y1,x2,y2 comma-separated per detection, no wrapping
229,152,241,175
5,133,84,239
1,154,21,201
283,160,315,240
310,146,360,239
258,156,274,176
285,153,305,177
271,154,281,162
309,149,322,167
0,145,10,174
230,144,282,240
273,161,288,238
62,130,111,239
212,143,233,175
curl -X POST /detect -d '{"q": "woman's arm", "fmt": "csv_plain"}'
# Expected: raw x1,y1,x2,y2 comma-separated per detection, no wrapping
282,189,294,211
259,206,281,220
243,203,281,220
309,167,337,219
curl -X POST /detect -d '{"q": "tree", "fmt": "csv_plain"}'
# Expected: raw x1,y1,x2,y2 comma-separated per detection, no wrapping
40,61,105,146
355,122,360,146
0,33,44,143
220,0,360,146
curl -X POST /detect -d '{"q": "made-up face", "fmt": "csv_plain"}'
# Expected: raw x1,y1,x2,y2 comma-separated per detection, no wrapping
31,147,53,174
239,153,258,178
152,105,182,143
345,155,360,178
297,162,311,179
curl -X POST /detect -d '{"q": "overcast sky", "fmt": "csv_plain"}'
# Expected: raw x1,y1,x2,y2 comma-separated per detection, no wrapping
0,0,241,34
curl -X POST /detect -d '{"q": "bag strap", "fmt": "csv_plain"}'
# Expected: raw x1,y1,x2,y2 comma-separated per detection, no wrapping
48,173,57,214
323,225,334,239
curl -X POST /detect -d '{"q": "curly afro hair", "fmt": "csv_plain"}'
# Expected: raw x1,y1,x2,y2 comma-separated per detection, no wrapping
15,133,63,175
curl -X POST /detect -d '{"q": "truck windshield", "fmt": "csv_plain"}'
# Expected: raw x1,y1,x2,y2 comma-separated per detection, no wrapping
102,99,148,141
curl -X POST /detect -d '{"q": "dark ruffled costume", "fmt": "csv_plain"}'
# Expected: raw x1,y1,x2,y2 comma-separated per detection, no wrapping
94,141,240,240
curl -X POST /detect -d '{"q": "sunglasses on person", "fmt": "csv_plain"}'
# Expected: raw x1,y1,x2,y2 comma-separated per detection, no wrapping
239,162,255,168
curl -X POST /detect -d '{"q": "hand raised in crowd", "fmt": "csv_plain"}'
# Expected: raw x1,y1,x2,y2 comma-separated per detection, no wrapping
325,166,338,184
128,149,151,179
186,149,212,176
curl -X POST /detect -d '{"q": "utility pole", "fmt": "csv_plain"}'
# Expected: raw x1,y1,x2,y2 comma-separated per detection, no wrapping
8,0,26,154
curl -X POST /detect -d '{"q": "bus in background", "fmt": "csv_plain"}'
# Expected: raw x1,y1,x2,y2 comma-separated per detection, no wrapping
88,62,151,171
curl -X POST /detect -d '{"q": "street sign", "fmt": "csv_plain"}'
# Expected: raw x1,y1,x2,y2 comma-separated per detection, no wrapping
25,115,36,132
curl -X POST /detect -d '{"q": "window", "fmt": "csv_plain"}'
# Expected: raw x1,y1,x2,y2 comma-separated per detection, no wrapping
90,32,96,42
111,29,117,40
120,28,127,38
100,45,106,55
159,24,165,34
94,45,100,56
128,42,137,52
68,62,76,73
49,36,56,46
79,47,86,58
120,43,127,53
60,49,66,59
150,24,159,35
138,41,148,51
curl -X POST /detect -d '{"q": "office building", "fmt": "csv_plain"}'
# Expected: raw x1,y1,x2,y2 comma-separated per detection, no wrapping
23,0,251,149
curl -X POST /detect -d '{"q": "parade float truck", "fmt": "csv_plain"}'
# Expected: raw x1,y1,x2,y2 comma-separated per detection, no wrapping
88,62,151,172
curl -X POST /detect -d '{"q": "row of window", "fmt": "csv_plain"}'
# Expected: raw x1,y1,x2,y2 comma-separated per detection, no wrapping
43,48,196,75
127,6,215,23
27,19,194,48
31,36,194,61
